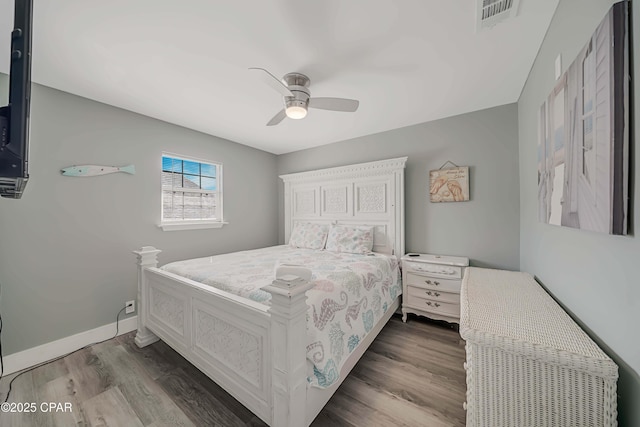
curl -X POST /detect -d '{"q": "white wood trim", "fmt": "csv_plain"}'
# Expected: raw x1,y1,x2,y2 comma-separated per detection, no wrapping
162,151,222,167
280,157,408,183
160,152,224,230
158,221,227,231
2,316,138,376
162,186,218,195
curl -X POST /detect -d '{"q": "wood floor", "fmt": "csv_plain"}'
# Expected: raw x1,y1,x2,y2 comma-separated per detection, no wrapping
0,315,466,427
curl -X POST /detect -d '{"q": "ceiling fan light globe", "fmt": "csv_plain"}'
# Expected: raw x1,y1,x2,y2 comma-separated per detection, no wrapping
286,105,307,120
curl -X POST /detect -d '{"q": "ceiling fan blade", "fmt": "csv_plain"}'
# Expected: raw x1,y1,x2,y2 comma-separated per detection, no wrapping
309,97,359,112
266,109,287,126
249,67,293,97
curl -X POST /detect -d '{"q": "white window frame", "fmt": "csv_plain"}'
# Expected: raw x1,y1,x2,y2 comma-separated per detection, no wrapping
159,152,226,231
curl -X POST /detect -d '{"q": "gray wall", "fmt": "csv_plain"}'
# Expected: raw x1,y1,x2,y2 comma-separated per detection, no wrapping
277,104,520,270
0,77,278,355
518,0,640,424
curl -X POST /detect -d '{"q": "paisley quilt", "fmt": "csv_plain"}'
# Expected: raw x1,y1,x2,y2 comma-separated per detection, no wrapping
161,245,401,388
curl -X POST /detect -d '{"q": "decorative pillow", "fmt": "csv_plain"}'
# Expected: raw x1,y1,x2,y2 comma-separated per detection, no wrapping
288,222,330,250
325,224,374,254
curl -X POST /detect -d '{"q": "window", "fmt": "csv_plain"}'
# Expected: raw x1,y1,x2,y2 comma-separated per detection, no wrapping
160,154,224,231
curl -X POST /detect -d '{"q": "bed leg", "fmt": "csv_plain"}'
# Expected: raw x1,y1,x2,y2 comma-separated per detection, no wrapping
264,275,315,427
133,246,162,348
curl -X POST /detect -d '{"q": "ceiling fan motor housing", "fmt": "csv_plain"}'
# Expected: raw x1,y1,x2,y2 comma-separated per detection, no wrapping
282,73,311,110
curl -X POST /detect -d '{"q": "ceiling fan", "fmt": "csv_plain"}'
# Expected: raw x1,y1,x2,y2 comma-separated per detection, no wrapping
249,68,359,126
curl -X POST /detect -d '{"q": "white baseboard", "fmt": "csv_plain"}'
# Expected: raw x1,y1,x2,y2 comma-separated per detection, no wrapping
2,315,138,375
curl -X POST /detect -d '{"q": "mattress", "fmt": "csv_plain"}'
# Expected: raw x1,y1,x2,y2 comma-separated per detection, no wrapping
162,245,401,388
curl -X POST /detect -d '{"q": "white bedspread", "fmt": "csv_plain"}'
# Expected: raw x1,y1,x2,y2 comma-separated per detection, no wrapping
161,245,401,388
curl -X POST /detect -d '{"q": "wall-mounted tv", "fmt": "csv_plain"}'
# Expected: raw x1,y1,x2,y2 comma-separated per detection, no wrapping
0,0,33,199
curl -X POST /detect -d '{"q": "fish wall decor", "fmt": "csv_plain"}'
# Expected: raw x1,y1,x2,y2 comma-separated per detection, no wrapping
61,165,135,177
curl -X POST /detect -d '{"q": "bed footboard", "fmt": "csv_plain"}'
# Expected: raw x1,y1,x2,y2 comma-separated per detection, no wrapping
264,276,314,427
133,247,315,427
133,246,161,348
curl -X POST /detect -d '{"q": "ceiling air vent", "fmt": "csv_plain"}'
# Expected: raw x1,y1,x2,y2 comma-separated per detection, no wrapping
477,0,521,31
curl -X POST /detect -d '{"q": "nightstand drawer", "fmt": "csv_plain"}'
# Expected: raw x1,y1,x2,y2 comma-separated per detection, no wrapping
405,294,460,318
406,273,461,293
407,286,459,304
403,261,463,279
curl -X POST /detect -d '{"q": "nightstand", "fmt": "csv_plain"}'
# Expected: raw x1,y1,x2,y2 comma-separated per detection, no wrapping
401,253,469,325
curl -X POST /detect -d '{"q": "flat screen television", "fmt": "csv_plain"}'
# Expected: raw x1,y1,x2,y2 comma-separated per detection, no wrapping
0,0,32,199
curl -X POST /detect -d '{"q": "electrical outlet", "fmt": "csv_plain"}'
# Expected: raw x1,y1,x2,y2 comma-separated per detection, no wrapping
125,300,135,314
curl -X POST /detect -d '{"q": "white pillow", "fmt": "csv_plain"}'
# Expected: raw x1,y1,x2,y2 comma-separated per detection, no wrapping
325,224,374,254
288,222,330,250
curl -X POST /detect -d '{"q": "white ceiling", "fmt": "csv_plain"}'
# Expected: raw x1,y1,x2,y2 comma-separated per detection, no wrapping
0,0,559,154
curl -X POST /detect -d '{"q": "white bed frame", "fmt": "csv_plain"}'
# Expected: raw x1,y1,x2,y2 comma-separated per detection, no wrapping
134,157,407,427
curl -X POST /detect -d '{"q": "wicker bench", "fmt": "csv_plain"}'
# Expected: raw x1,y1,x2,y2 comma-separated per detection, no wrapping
460,267,618,427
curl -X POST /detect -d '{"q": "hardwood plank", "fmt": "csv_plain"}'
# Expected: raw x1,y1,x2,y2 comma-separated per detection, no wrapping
311,409,358,427
352,351,465,407
1,313,467,427
340,375,461,427
172,357,267,426
378,318,466,356
63,347,114,402
0,371,22,398
82,386,144,427
317,387,406,427
146,417,196,427
31,358,70,389
0,371,44,427
142,408,196,427
157,368,247,427
367,336,466,383
350,348,466,425
117,332,174,381
122,333,265,425
40,376,88,427
92,341,194,427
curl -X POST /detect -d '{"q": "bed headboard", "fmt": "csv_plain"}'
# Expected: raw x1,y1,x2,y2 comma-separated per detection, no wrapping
280,157,407,259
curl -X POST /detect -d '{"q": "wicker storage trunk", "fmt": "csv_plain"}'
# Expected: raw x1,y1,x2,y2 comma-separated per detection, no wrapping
460,267,618,427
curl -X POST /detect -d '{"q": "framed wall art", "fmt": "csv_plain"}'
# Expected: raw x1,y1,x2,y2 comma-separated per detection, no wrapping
429,164,469,203
537,1,629,235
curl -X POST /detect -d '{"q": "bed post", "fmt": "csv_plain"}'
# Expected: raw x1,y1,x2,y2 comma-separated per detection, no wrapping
133,246,161,348
264,275,314,427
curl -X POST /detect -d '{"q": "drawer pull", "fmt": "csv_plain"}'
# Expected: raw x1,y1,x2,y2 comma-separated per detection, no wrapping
425,301,441,307
425,291,441,297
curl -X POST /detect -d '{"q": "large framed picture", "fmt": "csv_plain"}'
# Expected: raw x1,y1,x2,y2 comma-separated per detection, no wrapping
430,166,469,203
538,1,630,235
